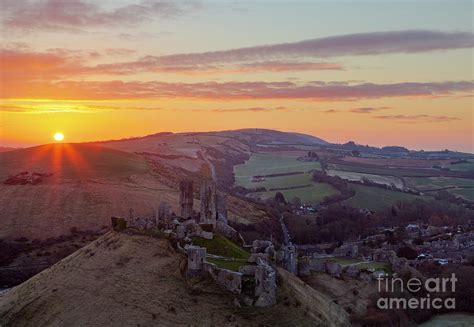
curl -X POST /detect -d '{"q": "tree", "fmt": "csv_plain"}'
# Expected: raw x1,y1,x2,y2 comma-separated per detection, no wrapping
351,150,360,157
397,245,418,260
274,192,286,204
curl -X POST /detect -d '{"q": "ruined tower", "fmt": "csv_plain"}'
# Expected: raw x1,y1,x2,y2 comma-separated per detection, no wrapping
216,192,228,224
200,180,217,227
157,201,172,226
179,180,194,219
281,243,297,274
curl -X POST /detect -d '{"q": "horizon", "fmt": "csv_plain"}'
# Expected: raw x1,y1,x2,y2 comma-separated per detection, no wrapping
0,0,473,152
1,127,473,154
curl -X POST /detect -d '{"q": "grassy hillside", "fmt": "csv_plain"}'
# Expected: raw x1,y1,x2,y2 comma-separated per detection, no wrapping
191,234,249,259
0,143,148,181
0,232,349,326
0,144,179,240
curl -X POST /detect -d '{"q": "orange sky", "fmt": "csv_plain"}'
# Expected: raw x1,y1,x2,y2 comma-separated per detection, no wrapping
0,1,473,151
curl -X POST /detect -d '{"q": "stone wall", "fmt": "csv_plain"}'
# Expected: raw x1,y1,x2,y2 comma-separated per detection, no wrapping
254,262,277,307
187,246,206,272
215,221,240,243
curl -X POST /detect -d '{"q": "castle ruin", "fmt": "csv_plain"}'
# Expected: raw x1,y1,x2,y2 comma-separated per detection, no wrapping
179,180,194,220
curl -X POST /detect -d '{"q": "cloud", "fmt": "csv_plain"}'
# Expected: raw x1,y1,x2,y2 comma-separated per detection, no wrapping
87,59,343,75
323,107,391,114
374,114,461,123
350,107,391,113
2,79,472,100
0,48,343,77
137,30,474,66
0,103,166,114
69,30,473,74
211,106,289,113
1,0,198,32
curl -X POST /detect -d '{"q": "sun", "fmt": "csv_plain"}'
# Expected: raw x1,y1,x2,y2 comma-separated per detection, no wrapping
53,132,64,142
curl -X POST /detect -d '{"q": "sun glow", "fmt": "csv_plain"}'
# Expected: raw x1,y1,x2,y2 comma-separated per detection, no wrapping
53,132,64,142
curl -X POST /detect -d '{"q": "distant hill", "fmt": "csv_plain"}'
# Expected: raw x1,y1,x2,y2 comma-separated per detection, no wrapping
0,232,349,326
0,146,17,153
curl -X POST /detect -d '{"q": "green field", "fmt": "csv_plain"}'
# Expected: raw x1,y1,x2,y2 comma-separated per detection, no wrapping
449,188,474,201
312,257,392,273
234,152,332,204
250,183,338,204
344,184,427,211
236,172,313,189
234,153,321,179
327,169,404,188
406,177,473,190
448,160,474,172
328,163,435,177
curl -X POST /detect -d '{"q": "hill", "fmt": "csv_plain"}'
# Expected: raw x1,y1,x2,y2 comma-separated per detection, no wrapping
0,147,17,153
0,143,179,240
0,232,349,326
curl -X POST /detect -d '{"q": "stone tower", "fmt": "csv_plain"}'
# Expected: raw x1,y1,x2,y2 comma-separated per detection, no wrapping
179,180,194,219
282,243,297,274
217,192,228,224
157,201,172,226
200,180,217,227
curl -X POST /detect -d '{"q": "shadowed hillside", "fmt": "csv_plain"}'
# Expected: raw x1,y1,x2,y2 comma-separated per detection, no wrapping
0,232,349,327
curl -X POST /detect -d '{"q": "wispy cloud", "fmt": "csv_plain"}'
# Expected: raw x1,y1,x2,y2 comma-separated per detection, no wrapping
0,103,165,114
211,106,289,113
323,106,391,114
350,106,391,113
374,114,461,123
71,30,474,74
1,0,198,32
137,30,474,66
2,79,472,101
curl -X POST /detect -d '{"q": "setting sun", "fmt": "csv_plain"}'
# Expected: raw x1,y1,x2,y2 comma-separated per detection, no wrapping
53,132,64,142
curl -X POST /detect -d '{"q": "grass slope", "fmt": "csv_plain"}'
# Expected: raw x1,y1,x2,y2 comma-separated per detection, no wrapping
0,144,178,240
0,232,349,326
0,143,148,181
191,234,250,260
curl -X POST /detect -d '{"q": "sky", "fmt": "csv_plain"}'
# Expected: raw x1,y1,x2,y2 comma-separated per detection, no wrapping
0,0,473,151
